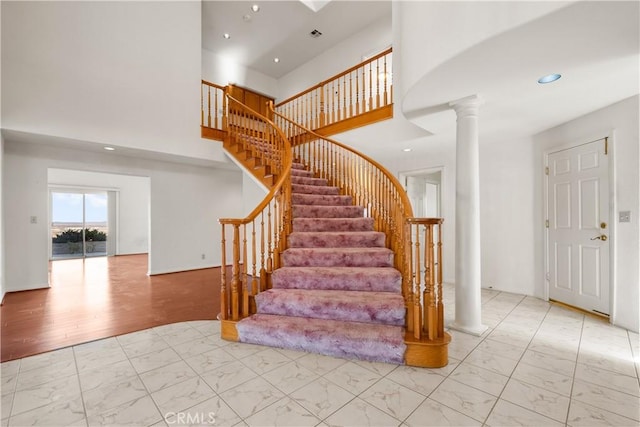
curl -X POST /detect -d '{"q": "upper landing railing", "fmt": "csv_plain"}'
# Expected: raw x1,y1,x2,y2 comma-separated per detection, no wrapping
274,48,393,134
200,48,393,140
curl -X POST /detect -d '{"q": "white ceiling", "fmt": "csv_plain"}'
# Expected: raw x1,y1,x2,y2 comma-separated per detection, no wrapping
202,1,638,165
201,0,391,78
337,1,639,162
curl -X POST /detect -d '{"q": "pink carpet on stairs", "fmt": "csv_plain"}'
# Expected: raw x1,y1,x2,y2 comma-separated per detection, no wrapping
237,161,407,364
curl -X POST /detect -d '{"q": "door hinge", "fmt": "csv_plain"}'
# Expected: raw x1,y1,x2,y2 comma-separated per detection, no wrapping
545,219,549,228
545,166,549,175
604,138,608,155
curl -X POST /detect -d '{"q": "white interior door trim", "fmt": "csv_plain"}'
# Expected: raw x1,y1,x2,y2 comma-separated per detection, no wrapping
543,129,617,322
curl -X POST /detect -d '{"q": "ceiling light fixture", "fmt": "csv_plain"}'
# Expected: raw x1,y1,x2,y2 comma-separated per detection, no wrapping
537,73,562,84
403,148,412,152
251,4,260,12
273,57,280,63
223,33,230,39
104,147,115,151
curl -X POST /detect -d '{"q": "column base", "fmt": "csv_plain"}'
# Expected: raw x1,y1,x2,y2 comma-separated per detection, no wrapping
448,322,488,336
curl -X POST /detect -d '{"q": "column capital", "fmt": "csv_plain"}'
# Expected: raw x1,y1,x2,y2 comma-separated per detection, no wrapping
449,94,484,117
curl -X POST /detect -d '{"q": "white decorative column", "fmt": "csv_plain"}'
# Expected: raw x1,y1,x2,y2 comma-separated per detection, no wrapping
449,95,487,336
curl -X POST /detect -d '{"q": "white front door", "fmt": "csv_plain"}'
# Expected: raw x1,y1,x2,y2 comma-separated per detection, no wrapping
547,138,610,315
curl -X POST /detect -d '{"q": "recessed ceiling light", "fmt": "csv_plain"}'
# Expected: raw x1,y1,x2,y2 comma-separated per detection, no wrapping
223,33,230,39
251,4,260,12
538,73,562,84
273,57,280,63
104,147,115,151
403,148,412,152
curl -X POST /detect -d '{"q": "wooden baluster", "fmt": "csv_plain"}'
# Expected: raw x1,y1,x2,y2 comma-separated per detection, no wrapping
425,224,435,338
437,222,444,337
242,224,249,317
413,224,422,339
273,197,280,270
355,71,360,115
342,76,347,121
376,58,381,109
383,55,389,107
207,86,215,127
368,62,373,113
320,86,326,127
222,93,227,130
266,203,273,280
214,88,219,129
231,224,240,321
220,224,227,320
260,211,267,292
201,84,205,127
404,222,413,332
251,221,258,298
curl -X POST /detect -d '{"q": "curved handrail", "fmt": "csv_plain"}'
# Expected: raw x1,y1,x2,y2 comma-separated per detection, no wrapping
219,94,293,322
219,94,293,224
275,47,393,107
270,102,412,218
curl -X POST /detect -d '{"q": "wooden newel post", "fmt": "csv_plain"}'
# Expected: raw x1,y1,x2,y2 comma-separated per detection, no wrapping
231,224,240,321
220,223,227,320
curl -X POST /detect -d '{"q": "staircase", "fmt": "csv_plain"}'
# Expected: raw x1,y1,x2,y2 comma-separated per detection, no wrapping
217,94,450,368
236,162,406,363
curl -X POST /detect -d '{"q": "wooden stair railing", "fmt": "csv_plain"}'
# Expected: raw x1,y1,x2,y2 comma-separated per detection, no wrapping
201,49,392,142
201,81,226,141
271,103,450,367
218,96,293,339
275,47,393,136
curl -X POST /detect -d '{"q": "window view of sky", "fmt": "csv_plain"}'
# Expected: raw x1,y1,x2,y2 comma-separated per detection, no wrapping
52,192,108,223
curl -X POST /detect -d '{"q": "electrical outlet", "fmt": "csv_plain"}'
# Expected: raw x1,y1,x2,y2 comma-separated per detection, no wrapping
619,211,631,223
201,254,206,260
30,216,37,224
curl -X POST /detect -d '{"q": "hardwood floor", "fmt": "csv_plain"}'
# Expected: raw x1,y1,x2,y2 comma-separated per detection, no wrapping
0,254,222,362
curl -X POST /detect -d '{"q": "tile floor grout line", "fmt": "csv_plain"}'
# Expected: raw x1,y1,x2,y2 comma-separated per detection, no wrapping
478,293,557,425
71,346,90,427
123,331,170,427
564,311,586,426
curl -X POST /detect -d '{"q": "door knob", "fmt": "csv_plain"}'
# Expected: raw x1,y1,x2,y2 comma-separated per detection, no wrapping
590,235,608,241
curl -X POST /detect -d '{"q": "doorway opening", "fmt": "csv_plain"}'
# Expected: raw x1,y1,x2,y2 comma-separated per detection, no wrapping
399,167,443,218
399,167,444,277
50,191,111,260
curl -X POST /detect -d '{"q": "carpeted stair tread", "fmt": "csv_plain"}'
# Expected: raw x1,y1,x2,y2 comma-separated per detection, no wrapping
292,162,306,170
292,217,374,232
236,314,406,364
291,169,314,178
255,289,405,326
282,247,394,267
293,205,363,219
288,231,386,248
291,184,340,195
291,194,353,206
271,267,401,292
291,176,329,186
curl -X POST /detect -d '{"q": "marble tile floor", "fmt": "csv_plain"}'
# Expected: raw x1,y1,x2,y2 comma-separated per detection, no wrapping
1,286,638,426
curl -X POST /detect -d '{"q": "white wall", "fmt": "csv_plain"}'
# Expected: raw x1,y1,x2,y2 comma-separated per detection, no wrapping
0,132,4,303
533,95,639,332
1,1,226,163
48,169,150,255
202,49,278,98
276,15,392,102
4,140,243,292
